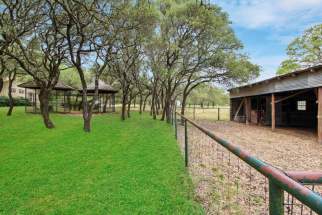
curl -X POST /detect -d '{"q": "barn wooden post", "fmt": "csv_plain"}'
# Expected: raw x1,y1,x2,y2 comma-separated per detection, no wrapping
245,97,251,125
318,88,322,144
271,93,276,131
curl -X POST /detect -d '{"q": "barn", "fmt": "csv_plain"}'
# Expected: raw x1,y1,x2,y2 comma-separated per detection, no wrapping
229,64,322,143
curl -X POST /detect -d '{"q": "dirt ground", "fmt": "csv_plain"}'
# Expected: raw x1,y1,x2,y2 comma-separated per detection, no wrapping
198,121,322,171
176,119,322,214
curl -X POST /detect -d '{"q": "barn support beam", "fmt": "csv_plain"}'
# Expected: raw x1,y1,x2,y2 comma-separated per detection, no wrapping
275,89,310,104
271,93,275,131
233,98,245,121
318,88,322,144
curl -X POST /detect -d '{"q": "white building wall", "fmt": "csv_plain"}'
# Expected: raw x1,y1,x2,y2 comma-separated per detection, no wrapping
0,80,27,98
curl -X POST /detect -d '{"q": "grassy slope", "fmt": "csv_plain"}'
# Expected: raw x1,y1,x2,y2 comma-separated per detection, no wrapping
0,108,203,215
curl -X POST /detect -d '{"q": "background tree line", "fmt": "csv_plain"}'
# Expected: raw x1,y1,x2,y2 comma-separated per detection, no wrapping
0,0,260,132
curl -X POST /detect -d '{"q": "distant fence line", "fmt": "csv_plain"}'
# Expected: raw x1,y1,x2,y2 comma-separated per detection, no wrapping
171,111,322,215
183,105,230,121
114,103,231,121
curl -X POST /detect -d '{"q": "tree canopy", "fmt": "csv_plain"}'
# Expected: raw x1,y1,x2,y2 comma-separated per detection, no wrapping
0,0,260,131
277,24,322,75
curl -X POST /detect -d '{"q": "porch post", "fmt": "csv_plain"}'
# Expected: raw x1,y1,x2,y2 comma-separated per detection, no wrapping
271,93,276,131
245,97,251,125
318,88,322,144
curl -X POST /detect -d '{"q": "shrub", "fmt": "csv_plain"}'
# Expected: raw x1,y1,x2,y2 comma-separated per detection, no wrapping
0,96,30,107
0,96,9,107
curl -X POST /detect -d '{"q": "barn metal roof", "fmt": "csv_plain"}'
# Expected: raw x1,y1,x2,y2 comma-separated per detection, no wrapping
229,64,322,98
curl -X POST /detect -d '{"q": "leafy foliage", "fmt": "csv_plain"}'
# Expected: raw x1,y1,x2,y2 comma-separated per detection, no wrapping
186,84,229,106
277,24,322,75
0,0,260,130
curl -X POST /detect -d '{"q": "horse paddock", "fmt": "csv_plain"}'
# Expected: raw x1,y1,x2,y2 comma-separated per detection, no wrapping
198,120,322,171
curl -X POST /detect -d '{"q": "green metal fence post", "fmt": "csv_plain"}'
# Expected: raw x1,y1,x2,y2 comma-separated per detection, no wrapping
269,180,284,215
184,119,188,167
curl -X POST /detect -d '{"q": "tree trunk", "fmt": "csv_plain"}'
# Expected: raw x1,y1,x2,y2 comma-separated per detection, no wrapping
161,103,166,121
121,90,128,120
39,88,55,129
143,94,149,112
152,97,157,120
150,93,155,117
139,94,143,114
127,98,131,118
156,96,160,115
161,88,171,123
160,88,164,110
79,82,92,132
165,101,171,123
133,96,136,108
180,93,187,124
152,91,158,119
82,91,92,132
0,77,3,94
7,72,17,116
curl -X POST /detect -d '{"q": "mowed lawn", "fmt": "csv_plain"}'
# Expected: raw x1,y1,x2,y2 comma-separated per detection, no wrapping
0,108,203,215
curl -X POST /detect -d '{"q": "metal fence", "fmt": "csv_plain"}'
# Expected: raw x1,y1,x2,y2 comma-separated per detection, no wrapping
172,111,322,215
183,105,230,121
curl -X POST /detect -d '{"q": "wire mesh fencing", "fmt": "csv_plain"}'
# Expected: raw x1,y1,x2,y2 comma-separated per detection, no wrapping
284,182,322,214
183,106,230,122
173,112,322,215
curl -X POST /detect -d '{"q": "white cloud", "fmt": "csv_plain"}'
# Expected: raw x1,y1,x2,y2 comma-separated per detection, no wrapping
279,0,322,11
216,0,322,29
213,0,322,80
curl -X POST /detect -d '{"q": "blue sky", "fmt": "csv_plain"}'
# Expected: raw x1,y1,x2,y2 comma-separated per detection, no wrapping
213,0,322,81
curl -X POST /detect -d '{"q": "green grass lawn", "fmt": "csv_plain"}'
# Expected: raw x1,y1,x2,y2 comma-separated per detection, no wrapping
0,107,203,215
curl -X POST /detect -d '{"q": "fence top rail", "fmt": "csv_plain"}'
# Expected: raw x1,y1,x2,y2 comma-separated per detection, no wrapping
286,171,322,184
176,112,322,214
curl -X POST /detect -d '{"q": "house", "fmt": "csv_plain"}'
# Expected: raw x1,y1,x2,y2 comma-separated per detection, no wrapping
229,64,322,143
0,79,29,98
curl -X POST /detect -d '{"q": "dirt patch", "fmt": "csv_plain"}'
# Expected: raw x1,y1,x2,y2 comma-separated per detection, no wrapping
199,121,322,171
176,120,322,214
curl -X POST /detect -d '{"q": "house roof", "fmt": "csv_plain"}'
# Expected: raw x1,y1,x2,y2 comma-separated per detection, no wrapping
18,81,75,91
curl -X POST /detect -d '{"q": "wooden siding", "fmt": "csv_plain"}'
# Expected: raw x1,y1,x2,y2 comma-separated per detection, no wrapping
230,68,322,98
